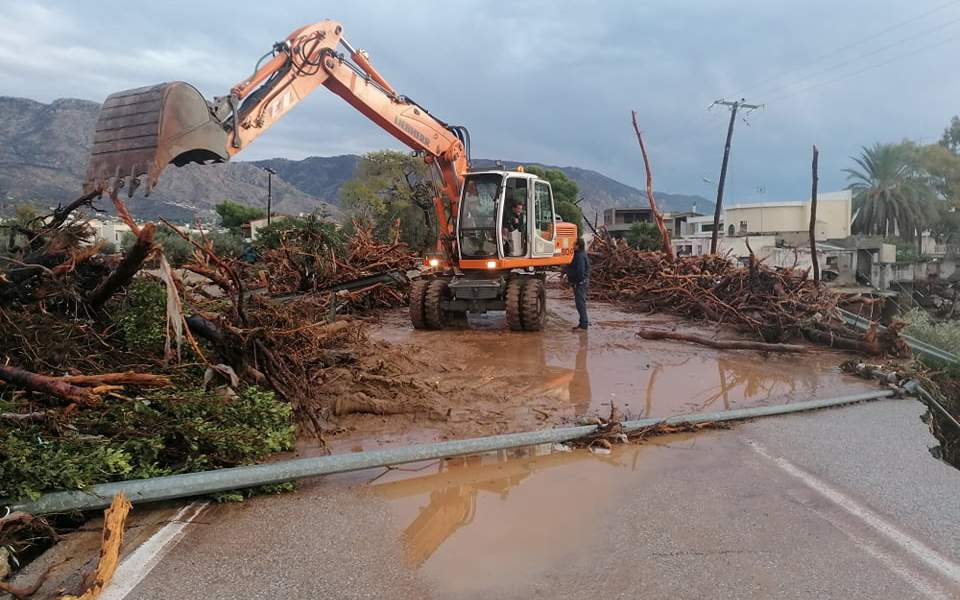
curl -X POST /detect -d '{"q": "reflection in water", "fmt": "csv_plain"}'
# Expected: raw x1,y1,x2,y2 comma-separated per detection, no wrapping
374,444,631,567
373,303,874,419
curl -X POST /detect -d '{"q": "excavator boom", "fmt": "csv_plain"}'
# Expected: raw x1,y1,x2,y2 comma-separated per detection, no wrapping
84,20,468,237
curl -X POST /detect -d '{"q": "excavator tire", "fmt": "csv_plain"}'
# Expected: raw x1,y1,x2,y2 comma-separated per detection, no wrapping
424,279,450,330
505,278,524,331
409,278,429,330
521,278,547,331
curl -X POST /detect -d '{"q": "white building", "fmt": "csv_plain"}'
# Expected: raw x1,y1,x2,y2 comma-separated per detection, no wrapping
88,219,132,246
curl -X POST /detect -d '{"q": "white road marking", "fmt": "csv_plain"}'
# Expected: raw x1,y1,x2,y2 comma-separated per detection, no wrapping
808,501,952,600
99,501,208,600
749,440,960,594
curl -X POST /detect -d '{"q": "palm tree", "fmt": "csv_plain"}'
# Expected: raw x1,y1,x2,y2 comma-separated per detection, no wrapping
845,143,937,240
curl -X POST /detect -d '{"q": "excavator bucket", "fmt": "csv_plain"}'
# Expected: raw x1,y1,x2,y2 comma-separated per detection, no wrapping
83,82,230,196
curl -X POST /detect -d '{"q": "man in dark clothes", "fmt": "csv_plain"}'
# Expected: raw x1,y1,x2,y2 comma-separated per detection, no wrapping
565,238,590,330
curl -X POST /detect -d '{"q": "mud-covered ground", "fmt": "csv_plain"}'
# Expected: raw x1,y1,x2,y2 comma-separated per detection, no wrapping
318,284,878,453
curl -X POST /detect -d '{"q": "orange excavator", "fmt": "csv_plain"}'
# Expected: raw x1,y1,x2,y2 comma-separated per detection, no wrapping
82,20,577,331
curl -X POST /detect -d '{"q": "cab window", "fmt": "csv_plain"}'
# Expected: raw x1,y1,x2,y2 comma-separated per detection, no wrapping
534,181,555,241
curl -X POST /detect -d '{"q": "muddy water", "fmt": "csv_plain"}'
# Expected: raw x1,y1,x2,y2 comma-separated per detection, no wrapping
372,437,702,597
371,290,876,420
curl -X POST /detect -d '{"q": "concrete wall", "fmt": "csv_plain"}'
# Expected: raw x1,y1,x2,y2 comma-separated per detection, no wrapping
673,235,777,259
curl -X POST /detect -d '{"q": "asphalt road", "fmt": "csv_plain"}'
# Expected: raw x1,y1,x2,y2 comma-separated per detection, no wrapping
121,397,960,600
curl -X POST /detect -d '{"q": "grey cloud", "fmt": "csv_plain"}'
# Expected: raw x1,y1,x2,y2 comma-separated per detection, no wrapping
2,0,957,202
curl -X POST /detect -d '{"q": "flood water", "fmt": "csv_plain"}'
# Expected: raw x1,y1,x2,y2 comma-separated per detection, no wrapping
372,289,877,420
370,436,714,597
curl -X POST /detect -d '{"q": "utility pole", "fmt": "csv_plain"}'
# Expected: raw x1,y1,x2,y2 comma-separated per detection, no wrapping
263,167,276,225
709,98,761,254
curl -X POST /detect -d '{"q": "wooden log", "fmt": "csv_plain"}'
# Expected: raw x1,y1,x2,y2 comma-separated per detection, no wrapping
631,111,675,261
0,365,98,405
636,328,808,352
58,372,171,387
801,327,881,355
86,222,156,308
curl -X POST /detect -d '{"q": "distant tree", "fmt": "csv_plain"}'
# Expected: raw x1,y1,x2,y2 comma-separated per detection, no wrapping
524,166,582,231
940,115,960,155
215,201,265,232
625,222,661,250
339,150,434,250
915,142,960,202
845,143,937,241
206,231,245,259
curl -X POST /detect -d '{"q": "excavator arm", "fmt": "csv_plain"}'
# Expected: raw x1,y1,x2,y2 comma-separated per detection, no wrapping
84,20,469,239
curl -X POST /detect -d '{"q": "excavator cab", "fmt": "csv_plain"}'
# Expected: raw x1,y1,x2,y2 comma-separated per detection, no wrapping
410,168,577,332
454,170,575,266
83,82,230,195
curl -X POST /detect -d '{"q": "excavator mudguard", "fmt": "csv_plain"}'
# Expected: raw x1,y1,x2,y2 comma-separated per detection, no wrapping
83,82,230,195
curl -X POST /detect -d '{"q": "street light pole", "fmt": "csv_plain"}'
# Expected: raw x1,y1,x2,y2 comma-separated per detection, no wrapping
263,167,276,226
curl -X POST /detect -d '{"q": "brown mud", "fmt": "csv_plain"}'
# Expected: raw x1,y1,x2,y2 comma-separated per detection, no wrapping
321,288,877,451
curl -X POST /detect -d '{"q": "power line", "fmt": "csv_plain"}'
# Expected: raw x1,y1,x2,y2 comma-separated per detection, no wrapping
764,31,960,104
740,0,960,95
752,13,960,99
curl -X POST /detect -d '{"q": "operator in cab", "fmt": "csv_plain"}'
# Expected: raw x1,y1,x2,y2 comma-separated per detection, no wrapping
565,238,590,330
502,194,526,256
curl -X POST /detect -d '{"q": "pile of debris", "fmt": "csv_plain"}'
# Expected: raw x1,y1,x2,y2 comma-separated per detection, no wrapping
0,197,436,510
243,216,419,311
588,235,910,356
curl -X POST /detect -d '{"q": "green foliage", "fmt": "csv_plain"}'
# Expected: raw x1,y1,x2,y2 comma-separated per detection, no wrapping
215,201,266,232
902,308,960,376
625,222,661,250
340,150,434,251
940,115,960,155
525,166,582,231
1,204,40,257
121,228,194,266
915,143,960,202
0,386,294,501
207,230,245,259
120,229,244,266
254,214,344,289
254,214,343,252
846,142,938,240
112,278,167,356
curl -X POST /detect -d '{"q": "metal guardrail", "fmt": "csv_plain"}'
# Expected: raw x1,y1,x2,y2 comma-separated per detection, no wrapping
838,308,959,364
5,390,896,515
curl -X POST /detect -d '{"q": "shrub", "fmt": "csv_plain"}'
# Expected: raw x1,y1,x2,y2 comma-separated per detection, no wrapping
0,386,294,501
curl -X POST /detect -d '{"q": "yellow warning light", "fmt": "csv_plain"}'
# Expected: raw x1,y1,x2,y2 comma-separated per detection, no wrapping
516,165,525,173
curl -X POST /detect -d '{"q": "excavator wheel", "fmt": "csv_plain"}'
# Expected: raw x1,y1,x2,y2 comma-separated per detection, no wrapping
505,278,524,331
409,278,429,330
424,279,451,330
521,278,547,331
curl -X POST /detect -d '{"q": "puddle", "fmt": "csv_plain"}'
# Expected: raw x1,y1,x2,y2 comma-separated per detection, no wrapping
371,436,703,596
371,291,876,419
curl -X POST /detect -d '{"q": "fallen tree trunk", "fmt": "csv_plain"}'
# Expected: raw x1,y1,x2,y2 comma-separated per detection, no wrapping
332,394,428,416
0,365,98,405
59,372,171,387
636,328,809,353
86,222,156,309
801,327,881,355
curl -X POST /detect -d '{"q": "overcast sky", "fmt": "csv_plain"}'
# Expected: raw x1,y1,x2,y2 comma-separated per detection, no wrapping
3,0,959,202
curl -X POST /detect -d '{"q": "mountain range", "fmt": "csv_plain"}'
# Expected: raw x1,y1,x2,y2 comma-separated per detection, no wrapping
0,96,711,222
